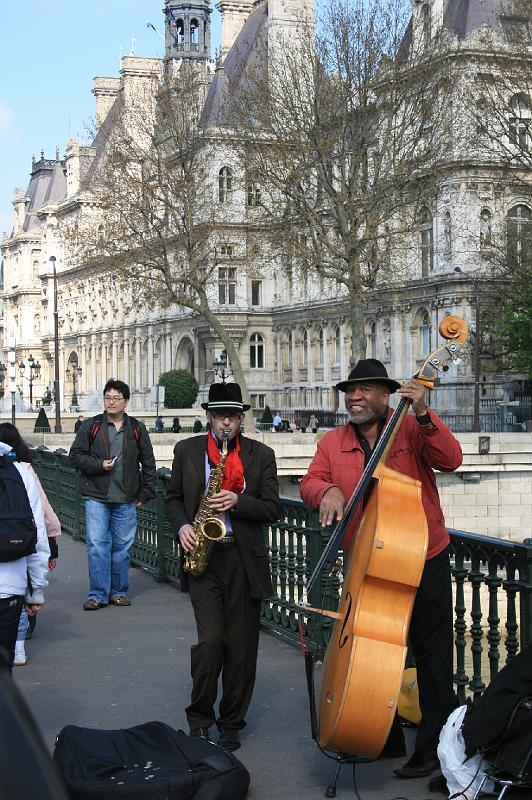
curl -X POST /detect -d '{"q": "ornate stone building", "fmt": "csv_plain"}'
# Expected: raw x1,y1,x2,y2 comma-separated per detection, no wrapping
1,0,530,419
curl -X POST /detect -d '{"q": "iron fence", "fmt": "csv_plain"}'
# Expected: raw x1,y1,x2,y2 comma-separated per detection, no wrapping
32,446,532,704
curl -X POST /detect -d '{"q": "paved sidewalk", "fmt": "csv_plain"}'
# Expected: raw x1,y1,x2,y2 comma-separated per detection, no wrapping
15,534,440,800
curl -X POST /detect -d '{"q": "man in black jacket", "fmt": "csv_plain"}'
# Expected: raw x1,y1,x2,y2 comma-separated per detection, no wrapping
165,382,279,752
69,380,156,610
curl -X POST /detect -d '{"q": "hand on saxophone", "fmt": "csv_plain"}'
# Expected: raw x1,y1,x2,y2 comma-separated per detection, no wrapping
178,524,196,552
209,490,238,513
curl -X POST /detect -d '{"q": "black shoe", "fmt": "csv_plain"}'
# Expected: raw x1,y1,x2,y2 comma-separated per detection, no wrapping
218,727,241,752
189,727,211,741
394,751,439,779
379,741,407,759
428,772,447,793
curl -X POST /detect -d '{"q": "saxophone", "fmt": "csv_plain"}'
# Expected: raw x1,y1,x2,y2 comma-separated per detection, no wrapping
184,429,229,576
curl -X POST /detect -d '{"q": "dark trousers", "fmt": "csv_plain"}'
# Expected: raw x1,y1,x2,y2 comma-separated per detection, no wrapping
387,546,455,755
0,595,24,672
187,545,261,731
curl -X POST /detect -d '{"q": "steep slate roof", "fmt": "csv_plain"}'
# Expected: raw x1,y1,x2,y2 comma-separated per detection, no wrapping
443,0,506,40
201,0,269,128
22,157,66,233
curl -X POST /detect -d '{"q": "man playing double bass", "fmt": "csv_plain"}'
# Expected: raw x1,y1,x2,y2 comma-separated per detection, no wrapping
300,358,462,780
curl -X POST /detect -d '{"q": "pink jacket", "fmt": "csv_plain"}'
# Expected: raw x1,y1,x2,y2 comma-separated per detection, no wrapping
22,463,61,539
299,409,462,560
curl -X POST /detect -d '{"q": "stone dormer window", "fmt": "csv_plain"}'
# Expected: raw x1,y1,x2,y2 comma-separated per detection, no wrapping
418,207,434,276
507,204,531,268
509,94,531,151
218,166,233,203
501,15,531,45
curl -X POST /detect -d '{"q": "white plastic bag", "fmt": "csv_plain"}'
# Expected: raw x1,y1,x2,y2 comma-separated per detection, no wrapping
437,705,495,799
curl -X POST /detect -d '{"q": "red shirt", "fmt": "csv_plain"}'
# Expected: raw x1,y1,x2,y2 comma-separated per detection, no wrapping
299,409,462,560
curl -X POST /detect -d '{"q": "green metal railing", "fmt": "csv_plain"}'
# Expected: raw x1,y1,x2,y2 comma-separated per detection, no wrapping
33,446,532,704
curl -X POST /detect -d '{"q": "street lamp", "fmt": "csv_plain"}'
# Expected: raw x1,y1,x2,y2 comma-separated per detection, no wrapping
213,350,233,384
18,354,41,411
49,256,62,433
65,358,82,408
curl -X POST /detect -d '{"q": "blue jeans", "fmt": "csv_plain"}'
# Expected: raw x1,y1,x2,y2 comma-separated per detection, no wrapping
84,499,138,603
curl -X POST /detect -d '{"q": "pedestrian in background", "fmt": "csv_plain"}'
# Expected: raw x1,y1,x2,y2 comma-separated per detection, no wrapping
0,440,48,672
192,416,203,433
0,424,61,667
69,380,156,610
171,417,182,433
309,414,319,434
155,415,164,433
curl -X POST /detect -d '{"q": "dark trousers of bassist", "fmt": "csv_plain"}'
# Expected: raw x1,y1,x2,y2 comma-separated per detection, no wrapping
186,545,261,732
387,546,455,756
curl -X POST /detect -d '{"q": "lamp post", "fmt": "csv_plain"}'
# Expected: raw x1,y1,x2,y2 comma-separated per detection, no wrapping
0,363,6,399
7,343,16,426
66,358,82,408
18,354,41,411
49,256,62,433
213,350,233,384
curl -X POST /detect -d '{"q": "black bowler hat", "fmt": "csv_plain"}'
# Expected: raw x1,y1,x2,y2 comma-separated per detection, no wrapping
201,382,251,412
335,359,401,394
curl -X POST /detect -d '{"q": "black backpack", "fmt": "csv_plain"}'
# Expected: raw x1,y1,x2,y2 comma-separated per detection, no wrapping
88,415,142,452
0,457,37,563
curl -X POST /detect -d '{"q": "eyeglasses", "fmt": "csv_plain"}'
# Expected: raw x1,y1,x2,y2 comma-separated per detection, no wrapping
104,394,125,403
210,411,241,421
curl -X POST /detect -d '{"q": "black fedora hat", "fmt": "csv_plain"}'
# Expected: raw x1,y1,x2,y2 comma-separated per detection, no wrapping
335,359,401,393
201,382,251,412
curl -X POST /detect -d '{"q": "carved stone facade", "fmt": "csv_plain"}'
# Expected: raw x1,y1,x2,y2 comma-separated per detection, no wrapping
1,0,530,416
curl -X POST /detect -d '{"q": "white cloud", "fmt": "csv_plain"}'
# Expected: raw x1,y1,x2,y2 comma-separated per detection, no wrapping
0,102,14,146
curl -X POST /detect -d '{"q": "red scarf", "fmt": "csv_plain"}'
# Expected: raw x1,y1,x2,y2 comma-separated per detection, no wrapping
207,432,245,493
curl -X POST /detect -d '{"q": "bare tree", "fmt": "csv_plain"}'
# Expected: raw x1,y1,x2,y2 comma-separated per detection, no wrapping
460,1,532,376
62,65,254,407
229,0,453,364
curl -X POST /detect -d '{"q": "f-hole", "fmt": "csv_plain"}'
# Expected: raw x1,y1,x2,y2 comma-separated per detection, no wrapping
338,592,352,649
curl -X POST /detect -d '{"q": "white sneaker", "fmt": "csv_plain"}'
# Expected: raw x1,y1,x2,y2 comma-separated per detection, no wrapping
14,645,27,666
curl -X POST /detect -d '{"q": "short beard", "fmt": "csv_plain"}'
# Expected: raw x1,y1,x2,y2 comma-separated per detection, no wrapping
347,408,378,426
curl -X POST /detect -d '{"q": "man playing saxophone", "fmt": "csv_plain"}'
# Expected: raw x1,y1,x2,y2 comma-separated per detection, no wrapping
165,382,280,752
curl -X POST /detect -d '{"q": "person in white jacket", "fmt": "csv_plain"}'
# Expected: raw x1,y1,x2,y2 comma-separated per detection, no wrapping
0,441,49,671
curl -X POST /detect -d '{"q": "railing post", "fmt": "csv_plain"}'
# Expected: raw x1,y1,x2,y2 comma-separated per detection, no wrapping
516,538,532,650
154,469,169,583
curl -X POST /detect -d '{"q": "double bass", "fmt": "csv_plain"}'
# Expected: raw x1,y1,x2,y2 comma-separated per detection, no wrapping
303,316,468,758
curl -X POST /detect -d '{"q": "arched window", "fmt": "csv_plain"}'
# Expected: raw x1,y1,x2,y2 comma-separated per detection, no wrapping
507,204,532,268
301,329,308,367
286,331,292,367
368,321,377,358
333,326,341,364
317,328,324,364
218,167,232,203
443,211,451,256
415,309,431,356
249,333,264,369
176,19,184,46
509,94,531,150
190,19,198,47
480,208,492,252
418,207,434,276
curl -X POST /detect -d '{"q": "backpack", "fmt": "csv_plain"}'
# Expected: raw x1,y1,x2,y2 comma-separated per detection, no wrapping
53,721,250,800
88,415,142,453
0,457,37,563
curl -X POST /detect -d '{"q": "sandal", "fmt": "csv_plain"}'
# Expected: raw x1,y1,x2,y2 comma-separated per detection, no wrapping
83,599,105,611
110,596,131,606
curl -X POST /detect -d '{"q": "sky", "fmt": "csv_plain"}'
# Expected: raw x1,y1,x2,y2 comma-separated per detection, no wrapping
0,0,221,238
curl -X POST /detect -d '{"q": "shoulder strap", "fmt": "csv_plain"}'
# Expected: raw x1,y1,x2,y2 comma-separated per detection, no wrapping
89,414,104,450
128,416,142,450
